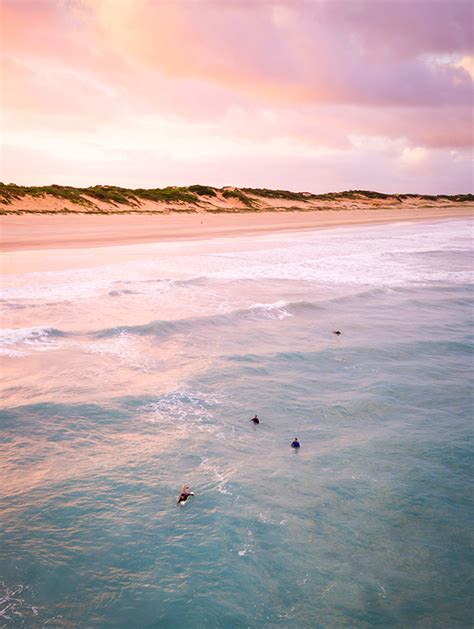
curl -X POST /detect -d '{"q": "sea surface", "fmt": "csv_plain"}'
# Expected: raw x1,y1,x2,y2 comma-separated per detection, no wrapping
0,218,472,628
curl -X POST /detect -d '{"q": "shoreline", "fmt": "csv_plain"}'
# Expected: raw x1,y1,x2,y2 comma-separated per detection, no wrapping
1,207,472,254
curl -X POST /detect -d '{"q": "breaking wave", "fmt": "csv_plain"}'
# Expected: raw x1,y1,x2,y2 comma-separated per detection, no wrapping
94,299,318,341
0,326,65,357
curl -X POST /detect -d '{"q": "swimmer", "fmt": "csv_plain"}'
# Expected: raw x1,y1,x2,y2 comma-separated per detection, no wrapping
291,437,300,449
250,414,260,425
333,330,342,336
177,485,194,504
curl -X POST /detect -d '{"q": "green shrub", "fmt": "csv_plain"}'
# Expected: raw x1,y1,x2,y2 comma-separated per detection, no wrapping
222,189,256,207
242,187,310,201
133,187,197,203
188,185,217,197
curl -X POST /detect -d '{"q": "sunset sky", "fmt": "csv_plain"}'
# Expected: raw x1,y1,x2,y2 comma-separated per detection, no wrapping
1,0,473,193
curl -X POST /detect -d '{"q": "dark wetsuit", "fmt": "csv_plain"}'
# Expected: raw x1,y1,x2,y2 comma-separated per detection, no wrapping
177,491,194,504
251,417,260,424
291,440,300,448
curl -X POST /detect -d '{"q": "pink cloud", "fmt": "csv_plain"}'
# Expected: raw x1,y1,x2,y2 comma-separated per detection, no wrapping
78,0,473,107
322,0,473,58
1,0,472,192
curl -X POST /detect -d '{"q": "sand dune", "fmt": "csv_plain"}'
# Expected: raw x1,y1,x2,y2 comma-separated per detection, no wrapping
1,184,473,216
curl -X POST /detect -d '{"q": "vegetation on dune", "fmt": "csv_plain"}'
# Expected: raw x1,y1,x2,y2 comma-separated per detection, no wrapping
396,192,474,202
338,190,391,199
243,187,312,201
188,185,217,197
0,183,472,212
450,194,473,202
0,183,199,206
0,183,93,205
131,187,197,203
331,190,474,202
222,189,257,208
244,188,474,203
85,185,139,205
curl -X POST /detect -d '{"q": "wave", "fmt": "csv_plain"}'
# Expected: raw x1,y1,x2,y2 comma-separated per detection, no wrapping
95,299,321,341
0,326,65,345
0,298,315,357
118,278,173,286
172,276,210,287
0,326,65,357
108,289,140,297
248,300,292,320
225,338,474,368
0,301,29,310
95,288,427,342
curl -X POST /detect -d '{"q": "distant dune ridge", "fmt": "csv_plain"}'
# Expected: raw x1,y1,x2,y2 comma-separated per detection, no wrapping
1,183,473,215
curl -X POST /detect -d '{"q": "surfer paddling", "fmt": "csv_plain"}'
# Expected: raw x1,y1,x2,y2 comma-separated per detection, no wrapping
250,414,260,425
177,485,194,505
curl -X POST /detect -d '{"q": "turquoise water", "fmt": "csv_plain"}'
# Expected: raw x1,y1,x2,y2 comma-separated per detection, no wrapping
1,219,472,628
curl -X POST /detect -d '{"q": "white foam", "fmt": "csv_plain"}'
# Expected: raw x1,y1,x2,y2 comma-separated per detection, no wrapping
2,220,470,312
205,220,473,287
0,326,55,345
82,330,156,372
198,456,232,495
248,301,292,320
0,582,38,621
237,530,255,556
0,326,60,357
145,389,224,436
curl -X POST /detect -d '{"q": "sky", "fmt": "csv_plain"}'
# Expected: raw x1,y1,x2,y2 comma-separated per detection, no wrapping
0,0,473,193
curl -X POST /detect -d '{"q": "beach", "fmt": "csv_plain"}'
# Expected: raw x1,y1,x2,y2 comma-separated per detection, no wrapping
1,206,472,255
1,215,472,627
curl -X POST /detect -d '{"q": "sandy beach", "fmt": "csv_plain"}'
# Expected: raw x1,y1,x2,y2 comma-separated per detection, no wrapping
1,206,472,255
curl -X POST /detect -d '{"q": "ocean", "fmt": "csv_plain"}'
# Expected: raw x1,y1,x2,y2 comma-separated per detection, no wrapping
1,218,472,628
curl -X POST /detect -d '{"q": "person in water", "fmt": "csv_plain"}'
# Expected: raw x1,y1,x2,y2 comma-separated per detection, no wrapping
250,414,260,425
291,437,300,448
177,485,194,504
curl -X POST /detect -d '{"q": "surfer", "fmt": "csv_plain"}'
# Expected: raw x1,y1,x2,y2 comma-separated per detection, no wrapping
333,330,342,336
177,485,194,504
250,414,260,425
291,437,300,449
